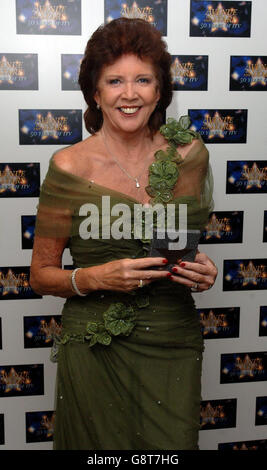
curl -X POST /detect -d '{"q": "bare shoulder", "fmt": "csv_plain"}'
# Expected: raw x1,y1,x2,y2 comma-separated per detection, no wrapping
52,135,99,173
52,145,74,173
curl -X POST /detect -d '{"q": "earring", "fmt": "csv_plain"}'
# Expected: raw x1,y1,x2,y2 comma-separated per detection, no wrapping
96,103,100,110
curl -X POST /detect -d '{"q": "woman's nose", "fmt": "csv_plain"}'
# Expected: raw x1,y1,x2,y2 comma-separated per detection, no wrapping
122,81,138,98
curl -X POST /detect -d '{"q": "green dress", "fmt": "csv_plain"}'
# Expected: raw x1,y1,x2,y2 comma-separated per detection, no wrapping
35,117,214,450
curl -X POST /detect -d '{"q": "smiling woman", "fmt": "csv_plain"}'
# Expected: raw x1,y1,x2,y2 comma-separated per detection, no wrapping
93,54,160,136
30,17,217,451
78,18,173,136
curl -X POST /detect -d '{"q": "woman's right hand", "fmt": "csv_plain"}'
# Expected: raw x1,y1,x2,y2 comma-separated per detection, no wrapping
30,235,170,298
79,257,170,293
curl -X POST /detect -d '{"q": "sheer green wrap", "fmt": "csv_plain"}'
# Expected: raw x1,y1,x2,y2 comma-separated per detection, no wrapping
34,116,214,450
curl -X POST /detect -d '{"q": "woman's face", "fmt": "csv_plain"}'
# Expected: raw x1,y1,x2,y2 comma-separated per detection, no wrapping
94,54,160,135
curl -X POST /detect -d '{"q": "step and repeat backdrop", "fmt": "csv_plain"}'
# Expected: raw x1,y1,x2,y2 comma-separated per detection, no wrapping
0,0,267,450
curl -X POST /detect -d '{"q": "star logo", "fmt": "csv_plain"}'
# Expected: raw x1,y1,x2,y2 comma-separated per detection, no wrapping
34,112,69,140
241,162,267,189
0,367,31,393
238,261,265,287
205,3,238,32
38,317,62,343
205,214,231,239
234,354,263,378
199,310,227,335
203,111,234,139
33,0,67,30
200,403,224,426
0,56,24,84
120,2,154,23
0,269,28,295
171,58,196,86
40,413,55,438
245,58,267,87
0,165,26,193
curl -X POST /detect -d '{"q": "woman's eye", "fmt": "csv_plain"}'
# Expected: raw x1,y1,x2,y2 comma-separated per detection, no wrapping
107,78,151,85
109,79,121,85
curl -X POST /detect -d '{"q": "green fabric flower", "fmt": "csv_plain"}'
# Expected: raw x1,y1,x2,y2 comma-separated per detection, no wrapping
149,160,179,189
60,333,71,344
85,321,112,347
50,302,138,355
144,114,199,206
50,334,61,363
154,144,182,164
159,116,198,145
145,158,179,204
84,302,137,348
103,302,136,337
145,186,173,204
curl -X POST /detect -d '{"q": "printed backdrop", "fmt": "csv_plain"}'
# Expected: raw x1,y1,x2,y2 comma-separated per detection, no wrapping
0,0,267,450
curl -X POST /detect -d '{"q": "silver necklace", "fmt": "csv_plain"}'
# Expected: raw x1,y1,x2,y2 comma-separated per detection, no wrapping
101,129,151,189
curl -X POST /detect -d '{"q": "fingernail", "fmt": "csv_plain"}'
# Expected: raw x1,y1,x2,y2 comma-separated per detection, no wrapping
166,272,172,278
180,262,186,267
162,258,168,264
172,267,178,273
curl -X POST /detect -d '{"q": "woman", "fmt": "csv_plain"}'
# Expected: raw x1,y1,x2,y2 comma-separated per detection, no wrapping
30,18,217,450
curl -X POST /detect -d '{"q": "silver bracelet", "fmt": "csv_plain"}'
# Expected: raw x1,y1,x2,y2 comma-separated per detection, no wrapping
71,268,87,297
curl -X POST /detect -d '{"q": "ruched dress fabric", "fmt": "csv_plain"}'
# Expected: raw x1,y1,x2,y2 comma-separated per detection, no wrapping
35,129,214,450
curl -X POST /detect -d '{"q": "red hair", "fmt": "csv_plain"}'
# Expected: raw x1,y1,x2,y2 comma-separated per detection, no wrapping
78,18,173,135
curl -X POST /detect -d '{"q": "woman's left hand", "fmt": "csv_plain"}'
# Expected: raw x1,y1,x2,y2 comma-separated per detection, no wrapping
168,251,218,292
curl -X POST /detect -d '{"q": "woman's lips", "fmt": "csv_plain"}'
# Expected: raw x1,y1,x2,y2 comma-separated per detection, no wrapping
118,106,142,116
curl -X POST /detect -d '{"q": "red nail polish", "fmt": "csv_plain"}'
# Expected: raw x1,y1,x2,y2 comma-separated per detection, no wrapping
162,258,168,264
172,267,178,273
180,262,186,267
166,272,172,277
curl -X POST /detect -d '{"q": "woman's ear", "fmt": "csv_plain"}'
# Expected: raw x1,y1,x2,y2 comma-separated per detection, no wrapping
94,89,100,107
155,85,160,104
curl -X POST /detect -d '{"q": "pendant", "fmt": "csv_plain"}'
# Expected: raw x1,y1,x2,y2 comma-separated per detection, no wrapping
135,179,140,188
